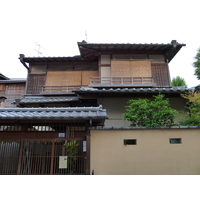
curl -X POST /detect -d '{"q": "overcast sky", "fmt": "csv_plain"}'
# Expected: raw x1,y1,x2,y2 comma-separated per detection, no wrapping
0,0,200,88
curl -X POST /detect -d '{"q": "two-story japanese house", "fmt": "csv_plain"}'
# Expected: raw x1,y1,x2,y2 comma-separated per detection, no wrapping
0,40,191,175
18,40,189,126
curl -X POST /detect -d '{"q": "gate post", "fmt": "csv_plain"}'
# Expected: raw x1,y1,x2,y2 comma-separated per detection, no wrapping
50,139,55,175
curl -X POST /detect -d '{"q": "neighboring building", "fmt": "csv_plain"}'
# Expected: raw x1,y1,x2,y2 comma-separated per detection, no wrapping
0,73,26,108
0,40,196,175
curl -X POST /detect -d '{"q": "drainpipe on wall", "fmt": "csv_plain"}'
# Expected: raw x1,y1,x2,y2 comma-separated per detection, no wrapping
19,54,29,71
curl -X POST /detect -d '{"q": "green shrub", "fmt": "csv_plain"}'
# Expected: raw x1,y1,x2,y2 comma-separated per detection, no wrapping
180,92,200,125
123,94,178,127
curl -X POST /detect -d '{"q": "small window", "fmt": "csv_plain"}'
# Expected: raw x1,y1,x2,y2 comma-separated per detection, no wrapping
124,139,137,145
169,138,181,144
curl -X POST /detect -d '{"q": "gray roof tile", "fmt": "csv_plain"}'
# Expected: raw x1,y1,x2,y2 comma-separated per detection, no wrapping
0,106,108,120
19,96,79,104
74,87,192,94
0,79,26,83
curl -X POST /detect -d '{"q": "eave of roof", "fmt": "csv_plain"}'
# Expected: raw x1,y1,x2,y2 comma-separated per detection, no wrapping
0,78,26,83
77,40,186,62
18,96,79,104
20,40,185,63
0,73,9,80
73,87,192,94
0,106,108,120
21,55,83,63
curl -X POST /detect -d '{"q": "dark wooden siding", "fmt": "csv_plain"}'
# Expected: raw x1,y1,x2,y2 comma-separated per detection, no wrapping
151,63,171,87
4,84,25,108
0,84,6,108
47,61,98,71
26,74,46,95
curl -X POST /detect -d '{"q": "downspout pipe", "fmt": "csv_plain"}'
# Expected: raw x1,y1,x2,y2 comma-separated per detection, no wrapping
19,54,29,71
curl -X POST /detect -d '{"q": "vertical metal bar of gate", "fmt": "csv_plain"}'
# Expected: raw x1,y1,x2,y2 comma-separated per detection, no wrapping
50,139,55,175
17,140,24,175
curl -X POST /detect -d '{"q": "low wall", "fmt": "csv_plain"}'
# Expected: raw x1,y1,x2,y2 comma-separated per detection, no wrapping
90,127,200,175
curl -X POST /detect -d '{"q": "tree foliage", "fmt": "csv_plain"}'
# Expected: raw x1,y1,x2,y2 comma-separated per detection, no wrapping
66,140,78,157
180,92,200,125
193,47,200,80
123,94,178,127
65,140,79,174
171,76,187,87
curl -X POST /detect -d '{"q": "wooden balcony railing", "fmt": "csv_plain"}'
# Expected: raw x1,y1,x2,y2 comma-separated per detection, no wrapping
41,77,154,93
90,77,154,87
42,85,85,94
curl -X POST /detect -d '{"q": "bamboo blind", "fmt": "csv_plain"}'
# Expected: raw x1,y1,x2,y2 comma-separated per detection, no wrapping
81,71,98,85
46,71,98,86
111,60,151,77
46,71,81,86
111,60,130,76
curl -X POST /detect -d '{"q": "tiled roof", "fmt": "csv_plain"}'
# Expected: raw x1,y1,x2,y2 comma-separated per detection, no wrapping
78,41,186,47
0,73,9,80
0,106,108,120
0,78,26,83
74,87,192,94
20,40,185,63
19,96,79,104
22,55,83,63
77,40,186,62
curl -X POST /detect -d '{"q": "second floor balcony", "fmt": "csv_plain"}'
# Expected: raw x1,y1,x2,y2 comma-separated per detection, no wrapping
90,76,154,87
40,77,154,94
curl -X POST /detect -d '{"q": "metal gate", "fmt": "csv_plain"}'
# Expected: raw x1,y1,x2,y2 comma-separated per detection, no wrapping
0,139,86,175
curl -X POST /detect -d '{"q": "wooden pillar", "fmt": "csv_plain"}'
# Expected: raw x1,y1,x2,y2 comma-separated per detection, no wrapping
85,131,91,175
